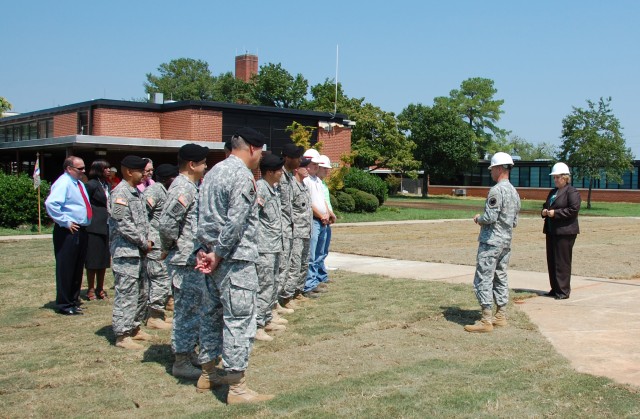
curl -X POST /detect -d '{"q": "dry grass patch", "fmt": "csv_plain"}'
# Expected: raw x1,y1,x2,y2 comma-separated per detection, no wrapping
1,240,639,418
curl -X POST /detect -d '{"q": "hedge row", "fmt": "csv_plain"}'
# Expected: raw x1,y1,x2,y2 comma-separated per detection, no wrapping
0,173,51,228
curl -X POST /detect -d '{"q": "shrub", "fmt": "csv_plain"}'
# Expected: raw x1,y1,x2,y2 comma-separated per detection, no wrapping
329,193,339,212
343,168,388,205
385,174,401,195
345,187,379,213
335,191,356,213
0,173,51,228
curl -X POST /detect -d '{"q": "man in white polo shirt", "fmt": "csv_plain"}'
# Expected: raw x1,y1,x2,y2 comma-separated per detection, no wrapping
301,149,330,297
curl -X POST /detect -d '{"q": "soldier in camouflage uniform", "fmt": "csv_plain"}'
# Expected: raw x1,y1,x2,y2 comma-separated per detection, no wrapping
143,164,178,330
276,144,304,314
280,158,313,309
254,154,286,342
195,128,274,404
465,152,521,333
109,155,154,350
158,144,209,380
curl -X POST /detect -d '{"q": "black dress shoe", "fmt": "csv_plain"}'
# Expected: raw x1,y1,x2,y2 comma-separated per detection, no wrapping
554,294,569,300
58,307,83,315
543,291,556,297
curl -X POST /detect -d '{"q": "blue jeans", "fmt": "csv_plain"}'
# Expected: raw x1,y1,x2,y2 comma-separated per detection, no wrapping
304,219,328,292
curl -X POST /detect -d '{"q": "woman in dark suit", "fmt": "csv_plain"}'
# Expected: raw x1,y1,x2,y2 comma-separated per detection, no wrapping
84,160,111,300
541,162,581,300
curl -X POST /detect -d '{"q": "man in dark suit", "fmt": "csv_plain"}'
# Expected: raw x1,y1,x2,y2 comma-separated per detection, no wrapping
542,162,581,300
45,156,93,315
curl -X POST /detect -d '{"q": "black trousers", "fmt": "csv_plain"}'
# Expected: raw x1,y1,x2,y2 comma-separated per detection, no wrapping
545,234,577,298
53,224,88,310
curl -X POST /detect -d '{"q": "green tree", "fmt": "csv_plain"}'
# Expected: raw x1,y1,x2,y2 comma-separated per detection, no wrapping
145,58,216,100
398,103,477,197
350,103,419,173
435,77,507,157
485,135,557,160
0,96,11,117
304,78,351,114
249,63,308,108
211,71,251,103
559,97,634,208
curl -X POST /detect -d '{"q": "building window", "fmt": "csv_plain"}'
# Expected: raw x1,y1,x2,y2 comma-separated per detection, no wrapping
78,111,89,135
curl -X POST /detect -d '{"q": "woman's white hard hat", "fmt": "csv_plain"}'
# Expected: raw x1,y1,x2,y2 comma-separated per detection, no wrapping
550,162,571,176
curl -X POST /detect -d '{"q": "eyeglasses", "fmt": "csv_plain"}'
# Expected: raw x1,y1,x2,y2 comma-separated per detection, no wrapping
71,166,86,171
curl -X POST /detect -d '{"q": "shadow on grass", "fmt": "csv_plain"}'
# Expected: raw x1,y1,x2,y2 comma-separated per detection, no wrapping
441,306,478,325
95,325,116,345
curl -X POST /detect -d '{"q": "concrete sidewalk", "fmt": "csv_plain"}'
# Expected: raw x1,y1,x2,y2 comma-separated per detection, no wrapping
327,252,640,388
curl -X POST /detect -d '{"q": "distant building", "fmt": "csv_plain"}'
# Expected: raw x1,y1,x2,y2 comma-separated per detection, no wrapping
0,54,352,181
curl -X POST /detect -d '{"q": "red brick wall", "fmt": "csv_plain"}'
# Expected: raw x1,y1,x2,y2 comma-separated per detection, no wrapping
428,185,640,203
92,108,161,138
53,113,77,137
318,126,351,167
160,109,222,142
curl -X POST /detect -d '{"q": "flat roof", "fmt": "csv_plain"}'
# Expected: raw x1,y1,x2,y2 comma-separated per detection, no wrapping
0,135,224,152
0,98,349,125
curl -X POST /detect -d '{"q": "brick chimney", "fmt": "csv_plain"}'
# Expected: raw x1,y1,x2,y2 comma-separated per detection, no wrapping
235,54,258,82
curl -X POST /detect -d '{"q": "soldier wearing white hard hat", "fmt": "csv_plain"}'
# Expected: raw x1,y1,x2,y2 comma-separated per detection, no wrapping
465,152,521,333
541,162,581,300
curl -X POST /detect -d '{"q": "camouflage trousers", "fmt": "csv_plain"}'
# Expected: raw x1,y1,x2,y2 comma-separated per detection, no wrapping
199,260,257,371
256,252,280,327
473,242,511,308
112,257,148,336
146,258,171,312
277,236,293,297
167,263,204,354
280,237,310,299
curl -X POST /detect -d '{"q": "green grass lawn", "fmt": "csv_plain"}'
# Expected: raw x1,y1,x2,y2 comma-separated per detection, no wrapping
336,195,639,223
0,225,53,236
1,239,639,417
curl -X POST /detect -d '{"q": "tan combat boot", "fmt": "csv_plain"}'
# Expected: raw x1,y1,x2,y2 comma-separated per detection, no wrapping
264,322,286,332
275,302,294,315
165,296,175,312
172,353,201,380
196,361,225,393
294,292,310,302
281,297,298,310
271,310,288,325
115,335,144,350
493,305,508,327
255,328,274,342
131,327,153,341
147,309,172,330
226,371,274,404
464,307,494,333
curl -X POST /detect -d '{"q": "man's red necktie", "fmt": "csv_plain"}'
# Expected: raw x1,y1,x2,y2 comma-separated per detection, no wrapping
78,183,93,220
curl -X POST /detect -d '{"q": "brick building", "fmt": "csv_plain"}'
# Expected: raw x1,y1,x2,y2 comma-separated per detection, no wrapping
0,98,353,182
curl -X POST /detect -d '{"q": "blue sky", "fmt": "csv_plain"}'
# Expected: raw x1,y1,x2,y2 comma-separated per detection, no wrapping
3,0,639,156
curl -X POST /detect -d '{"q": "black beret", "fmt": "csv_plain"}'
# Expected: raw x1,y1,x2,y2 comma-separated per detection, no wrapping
235,127,265,148
260,154,285,172
299,158,311,168
121,155,147,170
155,164,179,178
282,143,304,158
179,143,210,162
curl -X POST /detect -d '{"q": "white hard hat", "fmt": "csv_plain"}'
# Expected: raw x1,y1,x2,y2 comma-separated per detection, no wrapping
488,152,514,169
303,148,322,163
318,155,332,168
550,162,570,176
